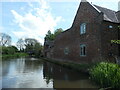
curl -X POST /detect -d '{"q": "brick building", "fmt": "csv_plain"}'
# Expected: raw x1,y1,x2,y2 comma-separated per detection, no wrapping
44,0,120,63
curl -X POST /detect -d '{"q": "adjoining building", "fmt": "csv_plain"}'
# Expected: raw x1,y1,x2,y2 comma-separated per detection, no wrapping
44,0,120,64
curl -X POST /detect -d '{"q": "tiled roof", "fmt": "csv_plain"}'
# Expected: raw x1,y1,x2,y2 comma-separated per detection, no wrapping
94,5,119,23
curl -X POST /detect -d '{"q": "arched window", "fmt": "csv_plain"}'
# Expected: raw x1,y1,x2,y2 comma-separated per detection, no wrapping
80,23,86,34
80,44,86,56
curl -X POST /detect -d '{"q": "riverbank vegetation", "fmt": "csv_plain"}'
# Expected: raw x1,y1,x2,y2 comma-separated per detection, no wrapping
0,46,28,59
90,62,120,88
1,28,63,58
43,58,120,89
0,33,43,58
1,53,28,59
17,38,43,58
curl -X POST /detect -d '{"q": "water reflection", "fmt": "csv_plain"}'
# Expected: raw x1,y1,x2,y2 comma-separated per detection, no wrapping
2,58,98,88
2,58,53,88
43,62,98,88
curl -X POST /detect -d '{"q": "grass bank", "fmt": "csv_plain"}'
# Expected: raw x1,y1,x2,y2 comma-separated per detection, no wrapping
1,53,28,59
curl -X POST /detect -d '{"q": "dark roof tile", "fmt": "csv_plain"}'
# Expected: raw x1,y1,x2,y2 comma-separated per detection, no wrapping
94,5,119,23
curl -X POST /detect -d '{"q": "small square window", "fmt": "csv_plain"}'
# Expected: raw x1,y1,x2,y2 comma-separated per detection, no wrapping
64,47,69,55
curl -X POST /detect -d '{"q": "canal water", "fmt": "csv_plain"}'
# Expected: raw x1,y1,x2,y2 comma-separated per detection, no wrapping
1,58,98,88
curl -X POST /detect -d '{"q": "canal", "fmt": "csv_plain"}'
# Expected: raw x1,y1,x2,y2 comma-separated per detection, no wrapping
1,58,98,88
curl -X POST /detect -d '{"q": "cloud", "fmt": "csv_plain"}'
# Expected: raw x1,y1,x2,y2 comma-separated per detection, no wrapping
1,0,120,3
11,0,63,44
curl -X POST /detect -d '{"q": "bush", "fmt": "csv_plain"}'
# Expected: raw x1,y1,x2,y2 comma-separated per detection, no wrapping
2,46,18,55
90,62,120,88
2,46,9,54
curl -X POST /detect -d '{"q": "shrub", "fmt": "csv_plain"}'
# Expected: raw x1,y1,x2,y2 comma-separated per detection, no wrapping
90,62,120,88
2,46,18,55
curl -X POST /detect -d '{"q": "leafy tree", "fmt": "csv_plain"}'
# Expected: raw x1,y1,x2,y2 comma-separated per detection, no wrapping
25,38,38,46
17,38,25,52
44,28,63,41
2,46,9,54
54,28,63,38
7,46,17,54
44,30,54,41
0,33,11,46
2,46,18,55
24,38,43,57
10,46,18,52
16,38,43,57
24,38,37,54
34,42,43,57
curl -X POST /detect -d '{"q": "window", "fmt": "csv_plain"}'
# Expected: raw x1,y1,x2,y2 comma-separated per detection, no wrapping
64,47,69,55
80,23,86,34
80,44,86,56
109,25,113,28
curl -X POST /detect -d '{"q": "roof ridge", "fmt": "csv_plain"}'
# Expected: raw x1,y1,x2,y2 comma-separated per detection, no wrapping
93,4,116,12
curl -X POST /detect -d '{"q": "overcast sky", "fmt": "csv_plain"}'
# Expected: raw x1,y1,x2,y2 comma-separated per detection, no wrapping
0,0,120,45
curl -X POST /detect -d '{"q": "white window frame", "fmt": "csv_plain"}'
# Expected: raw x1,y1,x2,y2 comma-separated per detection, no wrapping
80,23,86,34
64,47,69,55
80,44,86,56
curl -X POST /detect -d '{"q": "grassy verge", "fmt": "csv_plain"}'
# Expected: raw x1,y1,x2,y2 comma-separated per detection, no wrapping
1,53,28,59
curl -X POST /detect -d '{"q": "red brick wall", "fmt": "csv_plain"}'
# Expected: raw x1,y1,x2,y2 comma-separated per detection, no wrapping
100,21,119,62
52,2,119,63
52,2,103,63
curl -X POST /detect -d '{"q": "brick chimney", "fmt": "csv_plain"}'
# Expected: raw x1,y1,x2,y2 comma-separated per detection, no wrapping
81,0,87,2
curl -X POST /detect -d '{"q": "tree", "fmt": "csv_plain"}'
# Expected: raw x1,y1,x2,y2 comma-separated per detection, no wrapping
2,45,18,55
34,42,43,57
0,33,11,46
24,38,38,46
7,46,18,54
10,46,18,52
17,38,25,52
24,38,43,57
2,46,9,54
44,30,54,41
44,28,63,41
54,28,63,38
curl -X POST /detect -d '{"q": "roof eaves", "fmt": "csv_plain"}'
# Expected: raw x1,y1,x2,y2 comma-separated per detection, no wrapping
91,4,101,13
103,20,120,24
103,14,113,22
